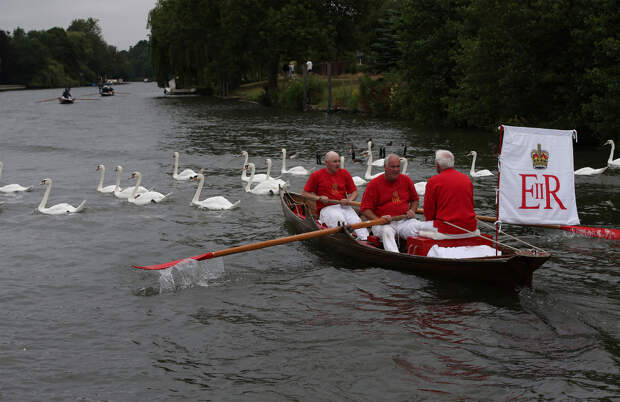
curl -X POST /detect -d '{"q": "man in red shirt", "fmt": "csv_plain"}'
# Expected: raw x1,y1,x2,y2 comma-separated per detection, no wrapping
424,150,477,234
360,154,420,252
302,151,369,240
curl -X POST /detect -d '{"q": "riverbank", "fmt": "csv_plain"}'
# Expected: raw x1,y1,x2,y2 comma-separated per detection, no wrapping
233,73,368,112
0,84,26,91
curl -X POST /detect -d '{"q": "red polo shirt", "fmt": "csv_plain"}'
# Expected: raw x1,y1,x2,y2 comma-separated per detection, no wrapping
360,174,418,217
304,168,357,212
424,168,477,234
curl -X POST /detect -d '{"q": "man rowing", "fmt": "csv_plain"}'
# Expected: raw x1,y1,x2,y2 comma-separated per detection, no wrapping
302,151,369,240
360,154,421,252
423,149,477,235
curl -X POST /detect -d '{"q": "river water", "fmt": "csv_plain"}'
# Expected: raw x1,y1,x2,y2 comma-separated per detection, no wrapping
0,83,618,400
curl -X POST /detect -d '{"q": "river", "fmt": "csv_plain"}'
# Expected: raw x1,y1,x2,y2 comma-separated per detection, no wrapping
0,83,618,400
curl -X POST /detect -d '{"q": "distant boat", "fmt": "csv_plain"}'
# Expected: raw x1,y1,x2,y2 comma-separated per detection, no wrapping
163,78,197,96
100,85,114,96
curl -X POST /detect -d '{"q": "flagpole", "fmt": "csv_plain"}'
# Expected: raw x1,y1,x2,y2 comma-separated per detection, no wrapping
496,125,505,256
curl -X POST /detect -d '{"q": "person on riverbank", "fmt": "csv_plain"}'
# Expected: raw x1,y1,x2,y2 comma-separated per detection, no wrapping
302,151,369,240
423,149,477,234
360,154,421,252
62,87,71,99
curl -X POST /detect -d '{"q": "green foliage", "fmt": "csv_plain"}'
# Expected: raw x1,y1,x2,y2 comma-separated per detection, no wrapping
148,0,386,96
358,74,399,116
369,8,402,73
277,75,324,110
0,18,148,87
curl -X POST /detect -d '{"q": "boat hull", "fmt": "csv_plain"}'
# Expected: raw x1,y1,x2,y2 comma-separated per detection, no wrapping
280,190,549,288
58,96,74,104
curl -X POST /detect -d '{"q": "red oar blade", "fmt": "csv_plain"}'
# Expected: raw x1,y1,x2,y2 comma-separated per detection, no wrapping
559,225,620,240
133,252,214,270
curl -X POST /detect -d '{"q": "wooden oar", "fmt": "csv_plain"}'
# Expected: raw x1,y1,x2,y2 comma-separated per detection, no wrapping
36,97,59,103
133,215,406,270
75,98,100,101
310,196,618,240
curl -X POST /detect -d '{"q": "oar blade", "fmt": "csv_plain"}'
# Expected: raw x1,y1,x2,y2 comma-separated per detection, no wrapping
560,225,620,240
133,252,213,270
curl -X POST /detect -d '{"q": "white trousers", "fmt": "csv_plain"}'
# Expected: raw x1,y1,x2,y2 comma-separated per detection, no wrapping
319,204,369,240
372,219,436,252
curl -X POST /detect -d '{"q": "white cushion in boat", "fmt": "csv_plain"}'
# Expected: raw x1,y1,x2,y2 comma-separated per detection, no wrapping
427,244,501,258
418,229,481,240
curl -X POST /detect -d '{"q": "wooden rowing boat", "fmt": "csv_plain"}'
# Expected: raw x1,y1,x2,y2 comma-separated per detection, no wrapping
280,189,550,288
58,96,74,104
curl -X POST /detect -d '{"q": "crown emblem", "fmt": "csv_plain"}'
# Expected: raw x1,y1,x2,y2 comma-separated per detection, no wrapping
531,143,549,169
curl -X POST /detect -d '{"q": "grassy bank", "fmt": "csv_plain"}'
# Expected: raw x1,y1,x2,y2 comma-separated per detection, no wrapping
0,85,26,91
233,73,369,112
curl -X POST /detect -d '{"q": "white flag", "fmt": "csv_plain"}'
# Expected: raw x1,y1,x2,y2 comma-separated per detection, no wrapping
498,125,580,225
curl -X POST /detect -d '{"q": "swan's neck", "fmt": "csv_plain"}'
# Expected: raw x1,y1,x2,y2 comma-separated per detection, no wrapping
173,155,179,175
245,165,256,192
97,166,105,190
192,175,204,204
365,161,373,178
114,168,122,190
281,150,287,173
241,153,249,180
608,141,616,163
340,156,345,169
266,159,272,178
470,154,477,174
0,161,3,179
39,182,51,210
401,159,408,174
130,173,142,199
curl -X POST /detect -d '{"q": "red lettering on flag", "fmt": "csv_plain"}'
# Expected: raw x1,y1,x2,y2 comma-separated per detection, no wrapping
520,174,539,209
543,175,566,210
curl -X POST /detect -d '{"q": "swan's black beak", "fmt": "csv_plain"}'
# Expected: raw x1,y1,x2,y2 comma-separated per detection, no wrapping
40,180,46,185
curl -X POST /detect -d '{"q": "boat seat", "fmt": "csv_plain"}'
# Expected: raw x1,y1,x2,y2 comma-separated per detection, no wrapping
407,233,494,256
365,235,382,247
418,229,481,240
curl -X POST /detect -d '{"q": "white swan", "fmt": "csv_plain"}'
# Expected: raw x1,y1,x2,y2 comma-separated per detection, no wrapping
415,182,427,196
605,139,620,168
246,163,286,195
399,157,408,175
467,151,494,177
366,141,385,166
240,151,270,182
190,173,240,210
281,148,310,175
364,153,383,180
113,166,148,199
368,141,385,167
0,161,32,193
398,157,425,194
127,172,172,205
173,151,198,180
38,178,86,215
574,166,608,175
96,164,116,193
263,158,287,187
340,156,366,187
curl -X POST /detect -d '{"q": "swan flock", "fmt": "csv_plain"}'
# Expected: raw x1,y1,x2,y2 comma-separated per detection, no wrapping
7,142,614,216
